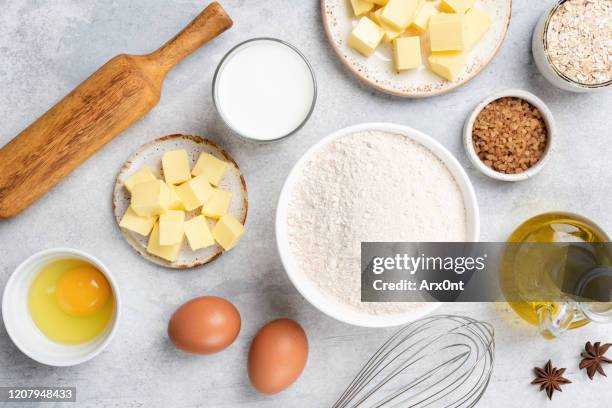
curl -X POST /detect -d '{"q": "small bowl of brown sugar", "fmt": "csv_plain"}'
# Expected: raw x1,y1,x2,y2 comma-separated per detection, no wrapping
463,89,555,182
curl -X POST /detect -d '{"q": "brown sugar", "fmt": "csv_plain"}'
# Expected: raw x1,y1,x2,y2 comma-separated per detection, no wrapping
472,97,548,174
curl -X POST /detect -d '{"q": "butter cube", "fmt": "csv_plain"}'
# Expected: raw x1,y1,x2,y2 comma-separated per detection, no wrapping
440,0,475,13
202,189,232,219
393,36,422,71
428,52,466,81
131,180,170,217
348,17,384,57
119,207,157,236
162,150,191,185
147,223,183,262
184,215,215,250
212,214,244,251
349,0,375,16
369,0,389,5
174,174,214,211
464,7,491,51
167,184,185,211
381,0,422,31
410,1,439,32
429,13,466,51
191,152,228,187
124,166,157,193
403,26,424,37
159,210,185,246
370,9,403,42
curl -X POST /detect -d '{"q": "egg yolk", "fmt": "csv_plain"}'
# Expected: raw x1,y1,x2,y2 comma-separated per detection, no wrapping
55,267,111,317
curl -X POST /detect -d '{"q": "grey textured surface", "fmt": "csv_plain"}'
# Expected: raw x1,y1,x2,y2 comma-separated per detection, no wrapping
0,1,611,407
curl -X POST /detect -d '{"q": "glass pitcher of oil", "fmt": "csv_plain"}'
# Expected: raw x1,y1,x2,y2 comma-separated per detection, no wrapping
501,212,612,339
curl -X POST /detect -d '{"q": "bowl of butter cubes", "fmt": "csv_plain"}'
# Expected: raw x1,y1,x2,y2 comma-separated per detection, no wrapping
321,0,512,97
113,135,248,268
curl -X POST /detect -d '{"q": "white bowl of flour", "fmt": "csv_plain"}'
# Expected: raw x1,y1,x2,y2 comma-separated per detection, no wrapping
276,123,479,327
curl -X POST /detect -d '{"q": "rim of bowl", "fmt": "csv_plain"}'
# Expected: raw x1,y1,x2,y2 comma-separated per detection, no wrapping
541,0,612,90
463,89,556,182
212,37,318,143
2,248,121,366
275,123,480,328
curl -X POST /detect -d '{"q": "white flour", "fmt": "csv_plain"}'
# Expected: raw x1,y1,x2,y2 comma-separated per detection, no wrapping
286,131,468,315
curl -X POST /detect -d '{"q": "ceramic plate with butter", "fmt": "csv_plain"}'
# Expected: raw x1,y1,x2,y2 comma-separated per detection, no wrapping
322,0,512,97
113,135,248,269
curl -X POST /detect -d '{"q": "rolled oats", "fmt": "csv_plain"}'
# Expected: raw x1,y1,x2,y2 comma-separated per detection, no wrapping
546,0,612,85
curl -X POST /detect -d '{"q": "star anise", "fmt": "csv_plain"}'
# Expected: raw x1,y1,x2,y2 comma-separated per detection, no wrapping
579,341,612,380
531,360,571,400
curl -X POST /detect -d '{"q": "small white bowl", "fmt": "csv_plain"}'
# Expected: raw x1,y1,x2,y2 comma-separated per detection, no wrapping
212,38,317,143
2,248,121,366
532,1,611,92
463,89,555,182
276,123,480,328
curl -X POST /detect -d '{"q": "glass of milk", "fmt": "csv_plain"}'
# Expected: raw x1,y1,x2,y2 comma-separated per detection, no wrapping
212,38,317,143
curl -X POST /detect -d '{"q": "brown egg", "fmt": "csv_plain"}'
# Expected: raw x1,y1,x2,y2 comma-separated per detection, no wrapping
168,296,240,354
248,318,308,394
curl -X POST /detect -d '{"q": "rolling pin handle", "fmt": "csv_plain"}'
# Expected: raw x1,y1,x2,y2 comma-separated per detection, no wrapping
148,2,233,73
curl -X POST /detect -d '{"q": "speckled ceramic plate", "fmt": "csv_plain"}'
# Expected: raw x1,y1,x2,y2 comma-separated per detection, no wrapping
113,135,248,269
322,0,512,97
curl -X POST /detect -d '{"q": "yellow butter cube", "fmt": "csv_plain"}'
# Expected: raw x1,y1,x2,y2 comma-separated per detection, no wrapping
123,166,157,193
184,215,215,250
202,189,232,219
440,0,475,13
349,0,375,16
403,26,423,37
370,9,403,42
174,174,214,211
147,223,183,262
167,184,185,211
381,0,422,31
369,0,389,5
464,7,491,51
162,150,191,185
393,36,422,71
410,1,439,32
191,152,228,187
428,51,466,81
212,214,244,251
429,13,466,51
119,207,157,236
348,17,384,57
159,210,185,246
131,180,170,217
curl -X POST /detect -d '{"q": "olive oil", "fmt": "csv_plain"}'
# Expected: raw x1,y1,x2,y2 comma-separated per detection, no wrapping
501,212,609,328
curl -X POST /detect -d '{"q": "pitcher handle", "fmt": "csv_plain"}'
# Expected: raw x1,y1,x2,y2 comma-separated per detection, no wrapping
536,301,580,339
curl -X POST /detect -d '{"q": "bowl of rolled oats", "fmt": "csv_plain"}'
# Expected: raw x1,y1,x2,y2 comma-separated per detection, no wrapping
463,89,555,182
532,0,612,92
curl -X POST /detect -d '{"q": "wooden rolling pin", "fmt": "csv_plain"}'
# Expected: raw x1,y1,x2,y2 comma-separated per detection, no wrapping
0,2,232,218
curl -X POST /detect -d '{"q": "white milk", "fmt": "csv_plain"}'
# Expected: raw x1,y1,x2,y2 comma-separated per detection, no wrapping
214,39,316,141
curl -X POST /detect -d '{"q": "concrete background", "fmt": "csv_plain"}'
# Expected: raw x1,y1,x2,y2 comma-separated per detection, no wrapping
0,0,611,406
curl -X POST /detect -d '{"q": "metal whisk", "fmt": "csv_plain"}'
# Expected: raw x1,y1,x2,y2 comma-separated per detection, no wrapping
333,315,495,408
